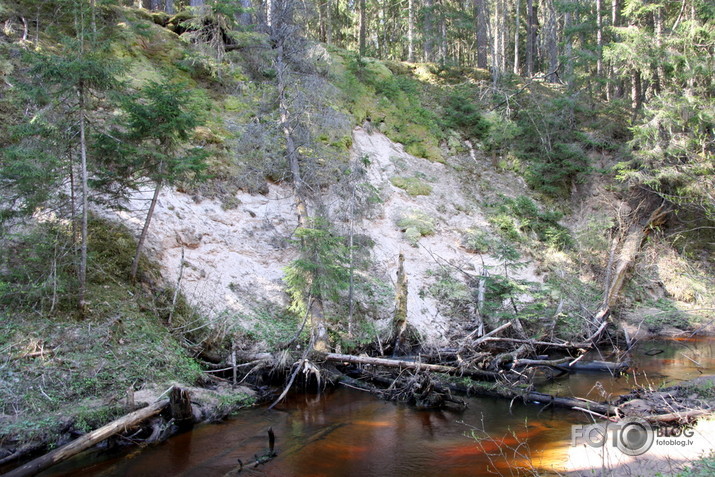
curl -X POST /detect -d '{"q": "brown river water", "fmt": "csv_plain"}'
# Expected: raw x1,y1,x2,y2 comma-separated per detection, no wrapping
41,337,714,477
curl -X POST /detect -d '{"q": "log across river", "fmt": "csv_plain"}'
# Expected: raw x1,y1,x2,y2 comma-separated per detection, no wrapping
30,337,714,477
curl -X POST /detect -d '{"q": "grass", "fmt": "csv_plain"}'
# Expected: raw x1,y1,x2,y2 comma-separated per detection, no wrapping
390,176,433,196
395,210,436,247
0,219,204,448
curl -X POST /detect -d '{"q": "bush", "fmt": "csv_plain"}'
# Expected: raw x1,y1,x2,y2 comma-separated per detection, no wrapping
443,91,490,139
487,196,573,249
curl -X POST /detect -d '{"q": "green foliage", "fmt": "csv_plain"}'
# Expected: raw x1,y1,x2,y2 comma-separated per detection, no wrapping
216,391,256,417
97,80,208,186
677,453,715,477
488,196,573,250
443,91,489,139
284,218,351,316
395,210,435,246
617,92,715,220
338,52,444,161
390,176,433,196
514,93,591,197
461,228,494,254
236,308,307,348
427,268,472,319
0,224,77,312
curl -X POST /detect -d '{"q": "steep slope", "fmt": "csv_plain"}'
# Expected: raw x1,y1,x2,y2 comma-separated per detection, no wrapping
101,126,543,346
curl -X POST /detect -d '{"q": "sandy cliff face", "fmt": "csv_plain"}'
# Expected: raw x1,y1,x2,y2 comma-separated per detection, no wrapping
106,128,541,345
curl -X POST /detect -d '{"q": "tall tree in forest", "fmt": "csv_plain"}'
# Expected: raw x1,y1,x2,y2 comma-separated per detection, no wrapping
525,0,535,76
24,0,117,307
513,0,521,74
474,0,490,69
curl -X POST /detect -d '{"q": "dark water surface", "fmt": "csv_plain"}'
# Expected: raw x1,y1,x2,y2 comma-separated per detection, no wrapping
42,337,714,477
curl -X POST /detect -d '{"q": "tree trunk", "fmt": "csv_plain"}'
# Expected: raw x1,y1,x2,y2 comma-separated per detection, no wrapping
513,0,520,75
653,4,664,94
236,0,251,25
545,0,558,82
78,83,88,308
563,0,573,88
407,0,415,62
325,0,332,45
596,0,603,77
4,400,168,477
631,69,642,113
359,0,366,57
392,253,408,356
169,386,194,430
274,38,328,352
165,0,174,14
526,0,535,76
424,0,434,62
439,0,447,64
474,0,489,69
324,353,500,381
605,200,668,308
131,174,163,280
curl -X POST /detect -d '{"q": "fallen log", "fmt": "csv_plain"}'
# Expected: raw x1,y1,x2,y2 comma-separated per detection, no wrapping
4,399,169,477
644,409,710,424
323,353,499,381
442,380,619,416
347,368,618,417
512,358,629,374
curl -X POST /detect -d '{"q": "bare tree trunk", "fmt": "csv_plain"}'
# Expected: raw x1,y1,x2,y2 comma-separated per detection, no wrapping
492,0,501,81
318,0,327,42
325,0,332,44
392,253,408,356
131,175,163,280
165,0,174,14
474,0,489,69
513,0,520,74
526,0,535,76
631,69,641,113
78,83,88,308
500,0,507,73
438,0,447,64
596,0,603,77
4,400,169,477
653,4,664,94
545,0,558,82
407,0,415,62
424,0,434,61
359,0,366,57
564,0,573,88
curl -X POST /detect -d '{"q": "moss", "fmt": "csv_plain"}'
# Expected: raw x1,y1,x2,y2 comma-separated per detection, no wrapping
0,218,203,447
390,176,433,196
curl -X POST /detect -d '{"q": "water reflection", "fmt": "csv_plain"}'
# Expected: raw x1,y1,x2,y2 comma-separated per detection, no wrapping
43,338,714,477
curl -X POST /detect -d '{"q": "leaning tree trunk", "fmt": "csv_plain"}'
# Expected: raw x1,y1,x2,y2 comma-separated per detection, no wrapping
605,198,668,308
131,172,163,280
4,400,168,477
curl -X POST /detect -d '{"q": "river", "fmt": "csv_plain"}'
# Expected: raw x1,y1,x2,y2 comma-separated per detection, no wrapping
43,337,714,476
